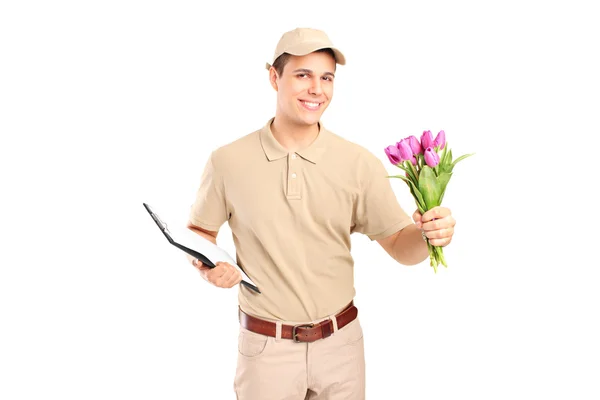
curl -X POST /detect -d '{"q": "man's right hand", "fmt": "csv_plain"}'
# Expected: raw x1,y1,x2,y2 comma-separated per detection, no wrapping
193,259,242,289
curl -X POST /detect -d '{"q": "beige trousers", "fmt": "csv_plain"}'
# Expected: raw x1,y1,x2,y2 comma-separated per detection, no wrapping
233,308,366,400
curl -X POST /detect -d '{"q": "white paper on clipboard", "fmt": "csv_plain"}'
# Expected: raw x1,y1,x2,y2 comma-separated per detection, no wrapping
169,224,257,287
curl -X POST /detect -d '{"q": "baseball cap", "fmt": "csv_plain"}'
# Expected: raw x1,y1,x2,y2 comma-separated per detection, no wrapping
265,27,346,70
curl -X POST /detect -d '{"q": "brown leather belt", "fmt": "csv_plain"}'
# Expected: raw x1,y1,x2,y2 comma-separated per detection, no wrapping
239,301,358,343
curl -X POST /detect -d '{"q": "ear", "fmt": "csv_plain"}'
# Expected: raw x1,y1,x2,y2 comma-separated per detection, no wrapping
268,67,278,91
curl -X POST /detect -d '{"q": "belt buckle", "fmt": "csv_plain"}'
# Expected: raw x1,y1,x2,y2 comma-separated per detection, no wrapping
292,323,314,343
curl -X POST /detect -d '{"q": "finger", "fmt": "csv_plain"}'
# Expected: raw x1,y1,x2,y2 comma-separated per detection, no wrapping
211,262,229,276
427,236,452,247
223,269,242,288
422,206,450,223
218,268,240,288
193,259,209,270
423,226,454,240
214,264,235,287
421,214,455,231
217,262,234,277
193,259,210,280
206,263,227,285
220,263,242,288
412,210,423,228
412,209,422,222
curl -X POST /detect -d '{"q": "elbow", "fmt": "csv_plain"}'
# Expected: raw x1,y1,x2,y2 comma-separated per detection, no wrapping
391,226,429,266
187,221,219,243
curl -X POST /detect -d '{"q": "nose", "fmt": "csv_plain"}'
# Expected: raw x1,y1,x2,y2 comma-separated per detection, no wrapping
308,77,323,96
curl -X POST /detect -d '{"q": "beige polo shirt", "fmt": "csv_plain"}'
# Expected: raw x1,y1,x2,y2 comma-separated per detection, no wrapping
189,118,413,322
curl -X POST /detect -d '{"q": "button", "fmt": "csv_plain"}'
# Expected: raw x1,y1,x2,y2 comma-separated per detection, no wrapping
291,173,297,179
291,154,297,159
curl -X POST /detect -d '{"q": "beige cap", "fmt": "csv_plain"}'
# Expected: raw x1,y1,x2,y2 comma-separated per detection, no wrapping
265,27,346,70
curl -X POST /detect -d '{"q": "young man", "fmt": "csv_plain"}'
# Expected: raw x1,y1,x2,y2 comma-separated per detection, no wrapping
186,27,456,400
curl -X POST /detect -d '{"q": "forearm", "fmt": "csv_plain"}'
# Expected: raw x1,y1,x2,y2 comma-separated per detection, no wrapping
391,224,430,266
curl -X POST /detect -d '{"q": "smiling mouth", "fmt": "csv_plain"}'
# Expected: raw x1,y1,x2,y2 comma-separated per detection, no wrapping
299,100,322,111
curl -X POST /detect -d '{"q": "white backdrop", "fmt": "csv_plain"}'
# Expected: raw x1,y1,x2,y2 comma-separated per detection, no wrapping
1,0,599,399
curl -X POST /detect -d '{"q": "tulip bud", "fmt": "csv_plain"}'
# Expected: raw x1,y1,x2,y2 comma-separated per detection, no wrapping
424,147,440,167
421,130,434,149
384,145,402,165
397,139,414,162
434,130,446,150
408,135,423,155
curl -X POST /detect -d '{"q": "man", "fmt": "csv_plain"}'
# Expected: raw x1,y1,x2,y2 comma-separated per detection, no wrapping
186,27,456,400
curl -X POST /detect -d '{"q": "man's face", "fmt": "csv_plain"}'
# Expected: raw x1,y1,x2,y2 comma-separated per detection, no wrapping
271,51,336,128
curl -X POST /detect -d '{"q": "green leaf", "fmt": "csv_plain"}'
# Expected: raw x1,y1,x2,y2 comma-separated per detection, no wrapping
437,172,452,194
392,163,410,174
440,145,448,165
437,147,452,174
407,179,426,213
418,166,442,210
437,172,452,204
387,174,411,185
451,152,475,167
404,161,418,186
387,174,423,210
408,160,418,175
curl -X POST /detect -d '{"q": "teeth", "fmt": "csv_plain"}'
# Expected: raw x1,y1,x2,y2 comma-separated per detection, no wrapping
303,101,320,107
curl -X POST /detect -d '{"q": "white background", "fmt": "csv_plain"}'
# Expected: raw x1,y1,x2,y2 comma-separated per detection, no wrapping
1,0,599,399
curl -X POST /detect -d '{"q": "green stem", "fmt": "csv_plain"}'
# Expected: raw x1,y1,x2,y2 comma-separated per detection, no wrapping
427,243,437,273
435,246,447,268
408,160,419,180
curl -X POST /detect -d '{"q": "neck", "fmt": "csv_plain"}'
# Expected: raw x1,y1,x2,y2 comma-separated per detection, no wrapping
270,115,319,153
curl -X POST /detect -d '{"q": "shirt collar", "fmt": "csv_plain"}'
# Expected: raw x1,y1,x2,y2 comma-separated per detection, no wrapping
259,117,329,164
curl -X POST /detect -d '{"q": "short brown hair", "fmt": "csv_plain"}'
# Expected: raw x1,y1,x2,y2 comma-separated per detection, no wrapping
272,48,336,76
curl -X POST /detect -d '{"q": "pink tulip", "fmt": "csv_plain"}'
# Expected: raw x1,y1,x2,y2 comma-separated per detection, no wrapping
434,130,446,150
408,135,423,155
424,147,440,167
384,145,402,164
421,130,434,149
397,139,415,164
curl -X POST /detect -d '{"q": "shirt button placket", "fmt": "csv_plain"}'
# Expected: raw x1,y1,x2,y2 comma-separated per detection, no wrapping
287,153,301,199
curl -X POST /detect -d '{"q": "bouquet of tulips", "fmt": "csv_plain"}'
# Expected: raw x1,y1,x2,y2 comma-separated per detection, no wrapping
385,130,473,272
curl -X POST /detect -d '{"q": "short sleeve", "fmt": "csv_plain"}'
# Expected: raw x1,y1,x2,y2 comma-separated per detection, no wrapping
188,151,229,231
353,154,413,240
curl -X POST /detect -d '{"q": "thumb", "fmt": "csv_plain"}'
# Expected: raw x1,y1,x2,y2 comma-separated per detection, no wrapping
412,209,423,228
194,261,210,271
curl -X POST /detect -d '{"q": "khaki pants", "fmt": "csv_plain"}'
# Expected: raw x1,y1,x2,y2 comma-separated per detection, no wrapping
233,308,366,400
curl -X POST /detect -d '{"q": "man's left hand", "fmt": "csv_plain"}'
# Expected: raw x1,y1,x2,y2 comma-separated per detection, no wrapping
412,206,456,247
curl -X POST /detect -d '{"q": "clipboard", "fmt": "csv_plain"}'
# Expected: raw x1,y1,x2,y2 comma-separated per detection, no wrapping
143,202,261,294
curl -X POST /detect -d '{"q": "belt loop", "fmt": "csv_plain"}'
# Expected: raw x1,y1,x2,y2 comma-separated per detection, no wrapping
275,321,282,342
329,313,339,335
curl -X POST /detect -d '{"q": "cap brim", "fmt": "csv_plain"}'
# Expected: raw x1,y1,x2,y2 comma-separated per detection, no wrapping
265,42,346,70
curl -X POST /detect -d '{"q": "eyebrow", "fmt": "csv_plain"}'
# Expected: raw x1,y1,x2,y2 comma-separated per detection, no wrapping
292,68,335,78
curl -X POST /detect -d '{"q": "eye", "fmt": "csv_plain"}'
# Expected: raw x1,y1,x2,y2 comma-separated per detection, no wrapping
322,76,333,82
297,73,309,79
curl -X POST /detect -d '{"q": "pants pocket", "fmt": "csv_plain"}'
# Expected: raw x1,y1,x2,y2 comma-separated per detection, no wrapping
340,318,364,346
238,329,270,358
